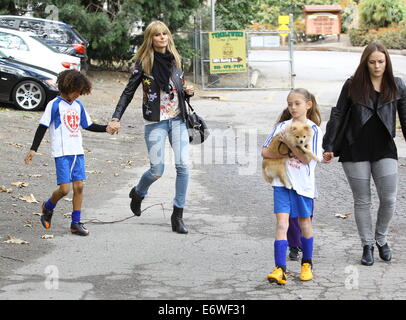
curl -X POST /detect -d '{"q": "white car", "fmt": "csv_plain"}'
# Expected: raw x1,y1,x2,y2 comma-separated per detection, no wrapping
0,26,80,74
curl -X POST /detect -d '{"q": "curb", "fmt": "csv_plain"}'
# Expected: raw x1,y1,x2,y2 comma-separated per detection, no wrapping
295,45,406,56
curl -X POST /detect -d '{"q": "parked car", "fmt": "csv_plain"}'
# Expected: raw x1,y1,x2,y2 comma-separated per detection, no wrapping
0,15,88,72
0,26,80,74
0,49,59,111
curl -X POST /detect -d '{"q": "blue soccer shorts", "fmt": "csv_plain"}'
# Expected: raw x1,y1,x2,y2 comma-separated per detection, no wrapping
54,155,86,185
273,186,314,218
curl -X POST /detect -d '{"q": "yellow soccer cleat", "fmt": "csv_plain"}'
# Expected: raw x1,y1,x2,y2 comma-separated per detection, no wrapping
267,267,287,285
300,263,313,281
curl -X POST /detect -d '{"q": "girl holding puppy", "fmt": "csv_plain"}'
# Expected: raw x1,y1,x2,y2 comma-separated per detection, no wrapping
262,88,322,285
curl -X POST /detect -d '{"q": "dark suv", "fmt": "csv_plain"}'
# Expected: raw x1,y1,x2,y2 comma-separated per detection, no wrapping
0,15,88,72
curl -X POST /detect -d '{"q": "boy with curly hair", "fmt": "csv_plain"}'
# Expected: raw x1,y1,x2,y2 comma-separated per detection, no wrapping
24,70,111,236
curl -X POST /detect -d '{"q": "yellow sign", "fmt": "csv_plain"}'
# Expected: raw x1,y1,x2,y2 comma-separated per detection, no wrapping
278,25,290,38
209,31,247,74
278,15,290,25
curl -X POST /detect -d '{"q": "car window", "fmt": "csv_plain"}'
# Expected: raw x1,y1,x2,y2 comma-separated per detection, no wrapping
0,32,29,51
71,27,87,44
20,19,70,43
0,18,17,28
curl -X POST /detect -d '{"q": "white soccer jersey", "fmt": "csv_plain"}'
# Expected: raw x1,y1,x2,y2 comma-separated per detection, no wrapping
39,97,92,158
263,119,323,199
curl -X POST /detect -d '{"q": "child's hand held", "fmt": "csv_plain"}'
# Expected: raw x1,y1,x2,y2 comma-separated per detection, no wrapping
24,150,36,164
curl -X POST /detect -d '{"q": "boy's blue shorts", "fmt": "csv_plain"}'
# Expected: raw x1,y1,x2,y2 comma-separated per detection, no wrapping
54,155,86,185
273,186,313,218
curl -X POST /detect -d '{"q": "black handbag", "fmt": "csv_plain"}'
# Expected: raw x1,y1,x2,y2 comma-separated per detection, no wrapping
185,98,209,144
332,104,351,156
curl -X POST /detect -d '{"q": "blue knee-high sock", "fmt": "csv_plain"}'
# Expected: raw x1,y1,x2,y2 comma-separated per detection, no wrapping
301,236,314,261
71,210,81,224
45,199,56,211
274,240,288,268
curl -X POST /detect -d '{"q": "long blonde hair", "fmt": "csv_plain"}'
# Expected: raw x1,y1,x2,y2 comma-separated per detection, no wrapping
134,20,182,75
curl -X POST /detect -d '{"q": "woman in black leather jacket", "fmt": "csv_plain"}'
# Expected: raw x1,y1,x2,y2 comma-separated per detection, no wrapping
107,20,194,234
323,41,406,266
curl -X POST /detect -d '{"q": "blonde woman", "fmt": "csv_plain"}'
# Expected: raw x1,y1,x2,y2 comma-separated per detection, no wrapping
108,20,194,234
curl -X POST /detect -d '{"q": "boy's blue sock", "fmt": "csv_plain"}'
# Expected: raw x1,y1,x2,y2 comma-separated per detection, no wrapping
274,240,288,268
71,210,81,224
301,236,314,261
45,199,56,211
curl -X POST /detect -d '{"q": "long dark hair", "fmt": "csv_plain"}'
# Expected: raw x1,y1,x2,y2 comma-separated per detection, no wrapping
276,88,322,126
349,41,397,104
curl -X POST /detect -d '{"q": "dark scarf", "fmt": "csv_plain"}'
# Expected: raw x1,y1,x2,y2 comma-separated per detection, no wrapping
152,51,174,93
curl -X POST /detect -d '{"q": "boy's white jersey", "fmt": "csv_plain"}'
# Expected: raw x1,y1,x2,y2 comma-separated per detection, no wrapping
263,119,323,199
39,97,92,158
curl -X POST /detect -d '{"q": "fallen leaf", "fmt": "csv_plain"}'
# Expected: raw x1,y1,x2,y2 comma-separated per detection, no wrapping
28,174,42,178
335,213,352,219
41,234,54,239
5,142,23,148
23,220,32,228
114,173,119,177
33,212,41,216
4,236,29,244
63,212,72,218
64,198,72,202
86,170,102,174
0,186,13,193
19,194,39,203
11,181,29,188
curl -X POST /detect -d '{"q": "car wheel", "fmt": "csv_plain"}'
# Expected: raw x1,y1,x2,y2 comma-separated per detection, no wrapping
12,80,46,111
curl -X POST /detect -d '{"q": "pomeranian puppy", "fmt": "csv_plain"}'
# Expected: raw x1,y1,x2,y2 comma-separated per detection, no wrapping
262,122,320,189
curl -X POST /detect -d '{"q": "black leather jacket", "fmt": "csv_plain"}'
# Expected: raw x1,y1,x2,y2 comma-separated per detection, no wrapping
112,61,188,122
322,77,406,153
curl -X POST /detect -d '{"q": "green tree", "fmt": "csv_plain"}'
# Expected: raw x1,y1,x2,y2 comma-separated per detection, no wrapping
0,0,203,65
359,0,406,28
215,0,261,29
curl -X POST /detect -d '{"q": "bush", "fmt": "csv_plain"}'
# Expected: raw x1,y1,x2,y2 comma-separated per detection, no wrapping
349,25,406,49
348,28,369,46
359,0,406,28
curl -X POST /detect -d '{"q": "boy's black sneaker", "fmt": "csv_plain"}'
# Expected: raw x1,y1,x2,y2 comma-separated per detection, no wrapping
41,201,53,229
289,247,301,261
70,222,89,236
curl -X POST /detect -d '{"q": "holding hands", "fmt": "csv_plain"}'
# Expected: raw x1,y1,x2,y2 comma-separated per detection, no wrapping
322,152,334,163
107,119,120,135
24,150,36,164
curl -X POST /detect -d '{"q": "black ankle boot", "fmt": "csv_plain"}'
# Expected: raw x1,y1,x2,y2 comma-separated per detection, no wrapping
129,188,144,216
376,242,392,261
361,245,374,266
171,206,188,234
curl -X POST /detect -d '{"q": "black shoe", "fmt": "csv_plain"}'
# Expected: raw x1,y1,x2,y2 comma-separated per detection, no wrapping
40,201,53,229
376,242,392,261
289,247,301,261
361,245,374,266
129,187,144,216
171,206,188,234
70,222,89,236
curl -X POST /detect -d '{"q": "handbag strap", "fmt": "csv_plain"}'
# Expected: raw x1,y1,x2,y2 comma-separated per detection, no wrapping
185,97,195,114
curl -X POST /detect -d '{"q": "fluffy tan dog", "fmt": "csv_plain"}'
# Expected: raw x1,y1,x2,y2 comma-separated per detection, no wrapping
262,122,320,189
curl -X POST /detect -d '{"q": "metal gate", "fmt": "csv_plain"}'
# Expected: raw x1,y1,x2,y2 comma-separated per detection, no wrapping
197,23,295,91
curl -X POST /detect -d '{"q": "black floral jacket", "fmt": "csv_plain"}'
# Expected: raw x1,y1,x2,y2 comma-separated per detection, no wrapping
112,61,189,122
